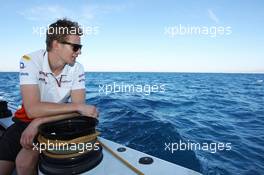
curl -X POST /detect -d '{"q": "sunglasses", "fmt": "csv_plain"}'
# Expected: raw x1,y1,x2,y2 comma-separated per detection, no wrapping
61,41,82,52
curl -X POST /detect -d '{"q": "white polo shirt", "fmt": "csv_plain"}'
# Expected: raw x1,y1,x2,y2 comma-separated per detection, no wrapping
19,49,85,103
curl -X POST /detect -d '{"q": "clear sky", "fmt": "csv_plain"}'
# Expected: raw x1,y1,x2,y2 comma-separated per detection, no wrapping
0,0,263,73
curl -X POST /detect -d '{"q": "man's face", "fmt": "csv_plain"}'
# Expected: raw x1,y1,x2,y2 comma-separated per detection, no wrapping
58,35,82,65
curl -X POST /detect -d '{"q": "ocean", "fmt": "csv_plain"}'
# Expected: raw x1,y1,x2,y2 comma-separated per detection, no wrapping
0,72,263,175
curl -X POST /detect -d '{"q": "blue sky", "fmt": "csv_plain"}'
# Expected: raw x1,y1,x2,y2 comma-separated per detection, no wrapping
0,0,263,73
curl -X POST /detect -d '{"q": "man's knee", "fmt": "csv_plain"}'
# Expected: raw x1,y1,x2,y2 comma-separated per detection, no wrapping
15,150,39,170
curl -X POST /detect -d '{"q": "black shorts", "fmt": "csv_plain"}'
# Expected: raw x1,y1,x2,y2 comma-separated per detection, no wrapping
0,120,29,161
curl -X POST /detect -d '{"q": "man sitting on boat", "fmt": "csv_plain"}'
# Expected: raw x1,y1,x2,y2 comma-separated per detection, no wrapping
0,18,98,175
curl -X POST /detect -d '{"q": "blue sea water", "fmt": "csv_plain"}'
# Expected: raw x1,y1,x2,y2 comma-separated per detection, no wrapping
0,72,264,175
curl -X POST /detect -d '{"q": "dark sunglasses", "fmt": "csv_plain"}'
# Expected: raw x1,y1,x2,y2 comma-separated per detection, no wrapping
61,41,82,52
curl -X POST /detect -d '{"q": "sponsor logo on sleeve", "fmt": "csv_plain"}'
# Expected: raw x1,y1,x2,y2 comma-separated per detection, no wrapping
20,62,25,69
78,73,85,78
22,55,31,61
78,78,85,82
78,74,85,82
20,72,29,76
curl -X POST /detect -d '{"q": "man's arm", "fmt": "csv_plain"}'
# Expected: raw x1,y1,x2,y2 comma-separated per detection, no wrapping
30,89,90,123
21,85,97,119
70,89,86,103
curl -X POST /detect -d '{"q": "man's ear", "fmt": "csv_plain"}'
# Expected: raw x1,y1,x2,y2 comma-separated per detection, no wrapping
52,40,60,51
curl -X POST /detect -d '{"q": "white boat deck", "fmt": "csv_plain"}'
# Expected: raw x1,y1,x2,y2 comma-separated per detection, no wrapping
84,137,201,175
1,113,201,175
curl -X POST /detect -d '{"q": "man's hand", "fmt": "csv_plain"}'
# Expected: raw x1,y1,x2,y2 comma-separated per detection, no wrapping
20,119,41,149
77,104,98,118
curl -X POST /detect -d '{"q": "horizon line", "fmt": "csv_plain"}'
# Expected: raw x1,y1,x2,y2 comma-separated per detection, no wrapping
0,71,264,74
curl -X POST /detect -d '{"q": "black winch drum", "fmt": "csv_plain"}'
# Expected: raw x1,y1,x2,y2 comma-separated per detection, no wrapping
38,116,98,140
38,116,103,175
